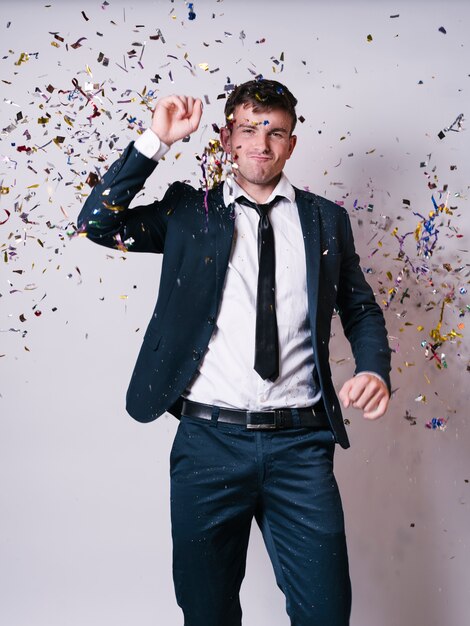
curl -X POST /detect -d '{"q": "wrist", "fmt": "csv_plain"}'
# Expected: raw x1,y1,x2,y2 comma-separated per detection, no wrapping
150,126,173,146
134,129,170,161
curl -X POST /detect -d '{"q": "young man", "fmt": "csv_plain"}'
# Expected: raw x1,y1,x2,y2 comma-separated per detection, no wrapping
78,79,391,626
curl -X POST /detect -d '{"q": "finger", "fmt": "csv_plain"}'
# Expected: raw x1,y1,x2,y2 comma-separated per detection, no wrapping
171,95,189,119
188,98,203,132
348,380,369,404
363,395,389,420
157,94,185,114
339,380,353,408
186,96,195,117
351,375,386,405
351,381,383,409
362,389,385,413
185,97,196,129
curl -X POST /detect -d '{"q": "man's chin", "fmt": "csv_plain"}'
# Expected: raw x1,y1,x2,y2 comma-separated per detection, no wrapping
234,170,280,188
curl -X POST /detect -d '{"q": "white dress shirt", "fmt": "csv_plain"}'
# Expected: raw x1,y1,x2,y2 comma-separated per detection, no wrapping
182,173,322,410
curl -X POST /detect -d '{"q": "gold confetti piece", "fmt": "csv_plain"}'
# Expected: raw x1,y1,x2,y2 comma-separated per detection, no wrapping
417,325,424,331
37,116,50,124
102,202,126,212
198,62,209,71
27,184,39,189
0,186,10,194
51,41,60,48
119,295,128,299
367,34,373,42
15,52,29,66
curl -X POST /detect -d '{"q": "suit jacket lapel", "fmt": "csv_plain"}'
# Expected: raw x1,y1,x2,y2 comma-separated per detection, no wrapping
295,188,321,340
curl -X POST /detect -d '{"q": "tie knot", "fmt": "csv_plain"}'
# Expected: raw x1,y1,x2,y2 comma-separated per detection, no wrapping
238,195,282,218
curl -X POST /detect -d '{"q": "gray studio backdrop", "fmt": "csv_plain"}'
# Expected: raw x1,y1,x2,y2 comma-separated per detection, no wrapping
1,1,469,625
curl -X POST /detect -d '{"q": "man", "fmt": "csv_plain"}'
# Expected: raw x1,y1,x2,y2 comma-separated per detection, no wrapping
78,79,391,626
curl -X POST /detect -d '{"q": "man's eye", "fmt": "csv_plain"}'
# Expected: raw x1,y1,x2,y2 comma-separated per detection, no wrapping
242,128,254,133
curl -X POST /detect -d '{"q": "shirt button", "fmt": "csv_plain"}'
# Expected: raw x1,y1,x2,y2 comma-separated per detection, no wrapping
192,350,201,361
207,316,215,325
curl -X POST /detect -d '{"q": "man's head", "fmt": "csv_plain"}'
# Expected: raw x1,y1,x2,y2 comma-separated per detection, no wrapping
220,79,298,201
224,79,298,134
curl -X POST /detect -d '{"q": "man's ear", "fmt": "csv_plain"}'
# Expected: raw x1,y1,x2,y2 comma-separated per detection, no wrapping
220,126,231,153
287,134,297,158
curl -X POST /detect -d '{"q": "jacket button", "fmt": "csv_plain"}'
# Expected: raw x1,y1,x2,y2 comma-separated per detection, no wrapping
207,316,215,325
192,350,201,361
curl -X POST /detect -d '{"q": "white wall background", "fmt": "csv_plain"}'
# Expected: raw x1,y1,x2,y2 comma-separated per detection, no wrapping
1,1,469,625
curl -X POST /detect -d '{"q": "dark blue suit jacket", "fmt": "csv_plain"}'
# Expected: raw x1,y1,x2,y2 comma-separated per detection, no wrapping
77,143,391,449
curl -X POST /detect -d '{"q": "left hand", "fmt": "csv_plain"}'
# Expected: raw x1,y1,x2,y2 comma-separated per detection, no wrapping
339,374,389,420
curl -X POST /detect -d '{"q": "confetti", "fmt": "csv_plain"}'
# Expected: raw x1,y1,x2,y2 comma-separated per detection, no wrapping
425,417,448,430
187,2,196,20
0,209,11,225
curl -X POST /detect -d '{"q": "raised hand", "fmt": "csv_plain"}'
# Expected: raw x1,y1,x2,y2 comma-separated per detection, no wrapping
150,95,203,146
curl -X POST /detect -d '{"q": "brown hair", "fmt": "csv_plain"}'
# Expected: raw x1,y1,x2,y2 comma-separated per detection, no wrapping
224,79,298,133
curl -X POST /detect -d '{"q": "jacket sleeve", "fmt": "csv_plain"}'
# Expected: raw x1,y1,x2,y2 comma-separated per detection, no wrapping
76,142,184,254
335,209,392,393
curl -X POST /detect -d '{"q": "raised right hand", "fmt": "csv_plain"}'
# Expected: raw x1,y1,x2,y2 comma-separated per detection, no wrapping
150,95,203,146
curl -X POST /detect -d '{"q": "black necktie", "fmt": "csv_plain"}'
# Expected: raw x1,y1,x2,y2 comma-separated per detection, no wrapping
238,195,282,381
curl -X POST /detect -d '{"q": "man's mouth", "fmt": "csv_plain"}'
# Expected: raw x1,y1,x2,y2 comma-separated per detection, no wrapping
249,154,272,161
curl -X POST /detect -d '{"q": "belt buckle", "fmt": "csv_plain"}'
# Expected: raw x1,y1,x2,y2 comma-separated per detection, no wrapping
246,410,277,430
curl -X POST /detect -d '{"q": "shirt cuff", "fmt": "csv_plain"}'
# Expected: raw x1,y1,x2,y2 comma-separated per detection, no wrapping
134,128,170,161
355,371,388,388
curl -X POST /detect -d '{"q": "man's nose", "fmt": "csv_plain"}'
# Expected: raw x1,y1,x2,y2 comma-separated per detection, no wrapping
254,132,270,152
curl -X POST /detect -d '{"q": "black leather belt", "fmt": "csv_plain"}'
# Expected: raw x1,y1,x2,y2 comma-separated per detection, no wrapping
181,398,330,430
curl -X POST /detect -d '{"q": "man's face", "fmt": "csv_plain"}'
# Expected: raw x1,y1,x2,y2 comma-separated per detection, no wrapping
220,104,297,197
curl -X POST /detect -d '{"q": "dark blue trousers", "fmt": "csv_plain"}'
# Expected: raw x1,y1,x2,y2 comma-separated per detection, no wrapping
170,414,351,626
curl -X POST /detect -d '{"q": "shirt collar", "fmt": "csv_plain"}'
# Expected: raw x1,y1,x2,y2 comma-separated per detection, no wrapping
222,172,295,207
